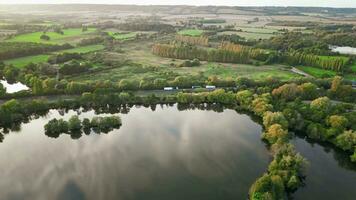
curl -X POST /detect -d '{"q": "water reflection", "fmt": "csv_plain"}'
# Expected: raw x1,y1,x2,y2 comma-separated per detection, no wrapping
292,136,356,200
330,46,356,55
0,79,29,93
0,105,270,200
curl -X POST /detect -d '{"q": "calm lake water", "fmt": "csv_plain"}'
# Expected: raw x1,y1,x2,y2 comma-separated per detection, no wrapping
0,105,270,200
0,79,29,93
0,105,355,200
292,136,356,200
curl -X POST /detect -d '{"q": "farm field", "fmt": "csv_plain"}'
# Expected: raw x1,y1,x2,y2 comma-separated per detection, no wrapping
59,44,105,53
297,66,337,78
108,32,137,40
218,31,276,40
4,44,105,67
200,19,226,24
319,55,349,62
7,28,97,44
4,54,50,68
177,29,204,36
238,27,279,34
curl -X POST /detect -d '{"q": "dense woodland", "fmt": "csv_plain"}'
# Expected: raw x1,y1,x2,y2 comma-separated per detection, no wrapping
152,43,268,65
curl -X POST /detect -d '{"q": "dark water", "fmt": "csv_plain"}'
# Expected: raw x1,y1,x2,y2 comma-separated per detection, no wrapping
292,136,356,200
0,105,270,200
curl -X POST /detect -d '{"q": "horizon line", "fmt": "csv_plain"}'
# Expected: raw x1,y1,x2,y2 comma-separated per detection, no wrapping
0,3,355,9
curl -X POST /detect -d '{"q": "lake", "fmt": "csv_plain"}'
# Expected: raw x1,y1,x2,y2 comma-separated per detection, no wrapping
292,136,356,200
0,79,29,93
330,46,356,55
0,105,270,200
0,105,355,200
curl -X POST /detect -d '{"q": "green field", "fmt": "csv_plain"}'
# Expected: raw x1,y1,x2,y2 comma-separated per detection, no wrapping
4,45,105,68
318,55,349,62
239,27,278,34
0,22,11,26
108,32,137,40
350,64,356,73
297,66,336,78
59,45,105,53
218,31,275,40
4,54,50,68
178,29,204,37
203,63,298,80
199,19,226,24
7,28,97,44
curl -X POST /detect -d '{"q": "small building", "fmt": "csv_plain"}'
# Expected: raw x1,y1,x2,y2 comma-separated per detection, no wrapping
206,85,216,89
164,87,174,91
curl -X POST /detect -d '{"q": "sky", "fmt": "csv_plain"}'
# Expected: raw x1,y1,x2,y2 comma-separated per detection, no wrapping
0,0,355,8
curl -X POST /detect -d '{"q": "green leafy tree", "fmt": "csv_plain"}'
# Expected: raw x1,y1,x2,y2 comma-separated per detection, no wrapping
262,124,289,144
310,97,331,111
327,115,348,130
335,130,356,151
272,83,300,101
298,82,318,100
263,112,289,129
236,90,254,108
68,115,82,132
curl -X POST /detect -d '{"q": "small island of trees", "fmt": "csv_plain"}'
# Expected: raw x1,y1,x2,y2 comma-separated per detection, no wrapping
44,115,122,139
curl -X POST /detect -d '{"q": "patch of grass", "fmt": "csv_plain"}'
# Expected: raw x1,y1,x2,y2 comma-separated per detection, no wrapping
203,63,298,80
7,28,96,44
199,19,226,24
178,29,204,37
59,45,105,53
350,64,356,73
4,45,105,68
0,22,11,26
218,31,275,40
344,74,356,81
4,54,50,68
108,32,137,40
297,66,336,78
318,55,349,62
238,27,278,34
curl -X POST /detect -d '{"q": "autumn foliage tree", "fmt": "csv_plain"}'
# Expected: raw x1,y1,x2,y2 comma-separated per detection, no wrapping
175,35,209,46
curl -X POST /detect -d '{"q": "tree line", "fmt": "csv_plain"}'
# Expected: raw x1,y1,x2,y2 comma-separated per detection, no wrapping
0,42,73,60
152,43,268,64
283,51,348,72
175,35,209,46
